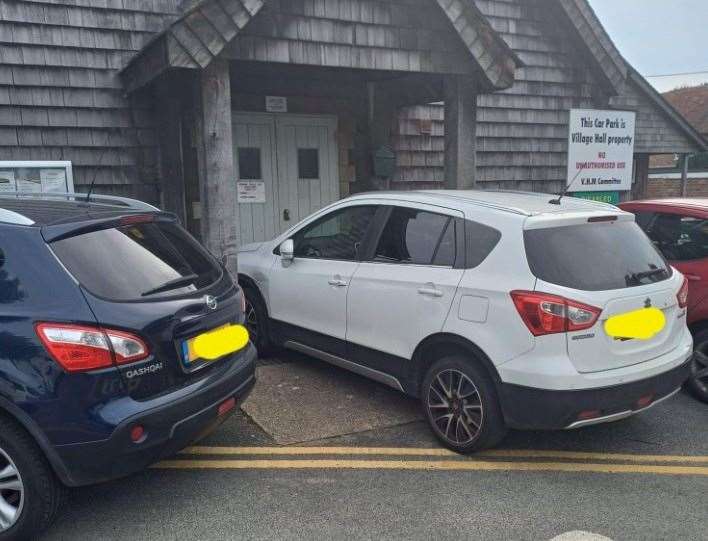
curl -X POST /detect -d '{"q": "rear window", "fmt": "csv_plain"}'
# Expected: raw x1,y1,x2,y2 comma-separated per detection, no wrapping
52,221,222,301
524,221,671,291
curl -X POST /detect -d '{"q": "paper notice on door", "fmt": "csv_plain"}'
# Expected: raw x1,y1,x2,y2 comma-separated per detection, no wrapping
16,169,42,193
40,169,67,193
0,170,16,192
237,181,266,203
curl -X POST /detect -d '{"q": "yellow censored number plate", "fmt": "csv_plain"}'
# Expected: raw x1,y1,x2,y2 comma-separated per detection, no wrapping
604,307,666,341
181,324,249,365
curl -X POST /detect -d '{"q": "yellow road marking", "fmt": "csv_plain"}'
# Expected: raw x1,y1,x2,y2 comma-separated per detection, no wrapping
181,446,708,464
155,458,708,476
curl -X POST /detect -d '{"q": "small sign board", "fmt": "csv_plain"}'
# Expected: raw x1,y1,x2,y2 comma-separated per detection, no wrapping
567,109,636,193
572,191,620,205
237,181,266,204
0,161,73,193
265,96,288,113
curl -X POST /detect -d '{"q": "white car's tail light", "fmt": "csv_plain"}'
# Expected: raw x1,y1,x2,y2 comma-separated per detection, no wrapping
510,291,602,336
677,277,689,309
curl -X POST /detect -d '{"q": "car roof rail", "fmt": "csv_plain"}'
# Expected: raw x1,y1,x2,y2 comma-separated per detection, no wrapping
0,191,160,212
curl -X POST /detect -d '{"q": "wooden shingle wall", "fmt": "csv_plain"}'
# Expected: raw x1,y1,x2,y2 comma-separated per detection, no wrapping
224,0,479,76
394,0,702,191
0,0,182,200
611,76,701,155
394,0,602,192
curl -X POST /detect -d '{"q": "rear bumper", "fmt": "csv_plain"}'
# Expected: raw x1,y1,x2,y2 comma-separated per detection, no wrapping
53,344,257,487
499,358,692,430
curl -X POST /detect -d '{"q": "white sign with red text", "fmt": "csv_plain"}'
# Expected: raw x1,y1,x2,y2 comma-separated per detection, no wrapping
567,109,636,192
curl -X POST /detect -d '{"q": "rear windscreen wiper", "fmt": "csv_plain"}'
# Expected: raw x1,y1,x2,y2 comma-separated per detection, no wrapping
141,274,198,297
626,268,667,285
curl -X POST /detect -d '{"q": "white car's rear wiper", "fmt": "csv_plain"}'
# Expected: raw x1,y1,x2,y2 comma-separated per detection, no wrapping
141,274,198,297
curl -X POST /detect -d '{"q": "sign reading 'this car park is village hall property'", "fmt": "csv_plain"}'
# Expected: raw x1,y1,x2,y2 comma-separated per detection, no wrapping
567,109,636,193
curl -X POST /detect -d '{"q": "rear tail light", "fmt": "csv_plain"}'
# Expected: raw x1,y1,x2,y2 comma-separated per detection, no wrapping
510,291,602,336
677,276,689,309
35,323,149,373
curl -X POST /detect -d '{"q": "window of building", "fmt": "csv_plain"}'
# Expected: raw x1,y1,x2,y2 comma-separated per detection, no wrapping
298,149,320,179
238,148,262,180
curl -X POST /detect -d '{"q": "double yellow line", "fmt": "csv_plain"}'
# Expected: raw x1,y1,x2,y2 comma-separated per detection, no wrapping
153,446,708,477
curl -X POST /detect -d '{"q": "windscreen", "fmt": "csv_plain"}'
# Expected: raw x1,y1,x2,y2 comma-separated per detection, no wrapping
52,221,222,301
524,221,671,291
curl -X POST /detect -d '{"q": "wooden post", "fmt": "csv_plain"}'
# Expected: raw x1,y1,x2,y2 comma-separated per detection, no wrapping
632,154,650,201
681,154,690,197
157,91,187,223
195,59,239,275
367,82,396,190
444,76,477,190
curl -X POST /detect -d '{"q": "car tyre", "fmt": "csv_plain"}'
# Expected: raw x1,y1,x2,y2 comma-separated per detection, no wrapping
687,329,708,404
0,415,66,541
242,286,275,358
422,356,507,454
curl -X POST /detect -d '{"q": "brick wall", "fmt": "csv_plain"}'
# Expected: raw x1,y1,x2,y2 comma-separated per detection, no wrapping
646,177,708,198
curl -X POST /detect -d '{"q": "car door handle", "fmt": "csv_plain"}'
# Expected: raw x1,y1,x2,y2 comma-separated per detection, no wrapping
328,277,348,287
685,273,701,282
418,287,443,298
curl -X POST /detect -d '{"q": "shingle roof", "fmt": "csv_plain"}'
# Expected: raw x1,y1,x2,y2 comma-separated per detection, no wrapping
663,85,708,136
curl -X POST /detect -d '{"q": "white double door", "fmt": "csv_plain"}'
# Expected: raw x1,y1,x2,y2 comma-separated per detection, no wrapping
233,113,340,245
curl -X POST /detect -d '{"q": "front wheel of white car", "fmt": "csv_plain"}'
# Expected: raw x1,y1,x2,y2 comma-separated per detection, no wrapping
422,356,507,454
242,286,274,358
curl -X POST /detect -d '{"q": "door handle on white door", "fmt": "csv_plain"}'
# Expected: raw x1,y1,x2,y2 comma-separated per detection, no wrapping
418,286,443,298
328,276,348,287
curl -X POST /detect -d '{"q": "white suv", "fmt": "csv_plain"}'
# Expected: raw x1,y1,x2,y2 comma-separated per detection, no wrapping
237,191,693,452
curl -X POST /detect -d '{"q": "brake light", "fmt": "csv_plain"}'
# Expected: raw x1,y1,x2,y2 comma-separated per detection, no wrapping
677,277,689,309
510,291,602,336
35,323,149,373
120,214,154,226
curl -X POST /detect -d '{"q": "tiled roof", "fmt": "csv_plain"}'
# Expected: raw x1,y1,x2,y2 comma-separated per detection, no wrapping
663,85,708,136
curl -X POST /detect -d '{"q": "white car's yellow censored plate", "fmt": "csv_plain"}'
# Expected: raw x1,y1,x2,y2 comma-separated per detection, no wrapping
182,324,249,364
604,307,666,341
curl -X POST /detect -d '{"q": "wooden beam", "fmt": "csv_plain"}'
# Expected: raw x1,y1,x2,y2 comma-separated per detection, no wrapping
444,76,478,189
196,59,239,275
157,93,187,223
632,154,650,200
681,154,690,197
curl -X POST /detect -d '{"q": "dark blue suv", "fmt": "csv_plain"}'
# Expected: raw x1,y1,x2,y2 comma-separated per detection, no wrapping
0,194,256,539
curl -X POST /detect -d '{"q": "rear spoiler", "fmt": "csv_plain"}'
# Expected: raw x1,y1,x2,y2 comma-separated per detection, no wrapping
523,210,635,230
42,212,178,243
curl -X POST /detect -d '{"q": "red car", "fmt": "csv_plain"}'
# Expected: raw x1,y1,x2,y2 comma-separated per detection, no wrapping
619,198,708,403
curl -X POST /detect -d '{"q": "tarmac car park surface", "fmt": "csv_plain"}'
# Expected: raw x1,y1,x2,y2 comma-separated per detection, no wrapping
41,353,708,541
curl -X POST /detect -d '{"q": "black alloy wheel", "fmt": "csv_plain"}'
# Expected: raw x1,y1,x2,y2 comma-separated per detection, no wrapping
422,356,507,454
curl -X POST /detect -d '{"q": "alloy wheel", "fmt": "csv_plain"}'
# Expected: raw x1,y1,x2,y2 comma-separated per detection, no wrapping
427,369,484,445
692,344,708,395
0,447,24,533
244,298,259,344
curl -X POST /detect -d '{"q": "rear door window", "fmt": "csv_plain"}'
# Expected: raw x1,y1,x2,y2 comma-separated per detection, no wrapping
642,213,708,261
374,208,455,266
525,221,671,291
51,220,222,301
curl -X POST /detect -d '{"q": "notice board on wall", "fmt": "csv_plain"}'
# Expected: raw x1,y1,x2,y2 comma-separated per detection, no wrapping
566,110,636,192
0,161,74,194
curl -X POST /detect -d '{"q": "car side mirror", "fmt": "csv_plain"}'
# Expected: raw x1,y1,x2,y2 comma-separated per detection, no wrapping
280,239,294,267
